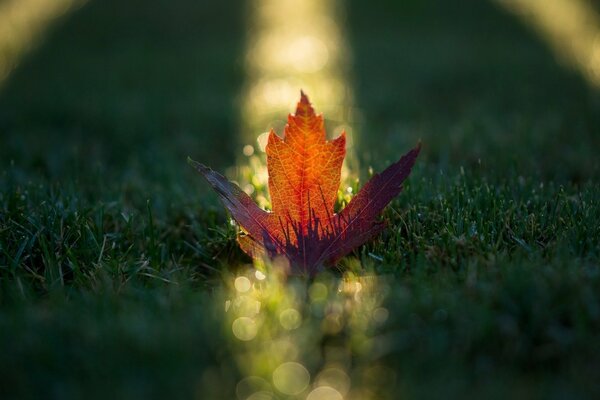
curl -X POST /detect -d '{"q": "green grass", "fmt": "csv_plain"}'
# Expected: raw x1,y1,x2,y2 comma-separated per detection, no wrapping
1,0,599,398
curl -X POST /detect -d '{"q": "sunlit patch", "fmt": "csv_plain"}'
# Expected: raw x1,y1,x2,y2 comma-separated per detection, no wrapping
496,0,600,87
232,317,258,341
236,0,357,193
224,259,394,398
0,0,86,87
272,362,310,395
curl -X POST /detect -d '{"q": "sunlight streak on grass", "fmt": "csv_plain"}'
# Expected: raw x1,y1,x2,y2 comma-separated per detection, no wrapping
237,0,357,207
496,0,600,87
224,259,393,400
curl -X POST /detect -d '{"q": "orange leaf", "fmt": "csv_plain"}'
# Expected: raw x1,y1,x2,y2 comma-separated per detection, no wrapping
266,91,345,242
190,92,420,275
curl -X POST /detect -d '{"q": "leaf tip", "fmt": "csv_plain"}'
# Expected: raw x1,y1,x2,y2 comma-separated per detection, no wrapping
405,141,422,162
300,89,308,101
187,157,209,174
296,90,315,118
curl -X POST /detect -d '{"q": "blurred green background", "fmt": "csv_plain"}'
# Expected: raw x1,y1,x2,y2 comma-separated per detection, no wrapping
1,0,599,398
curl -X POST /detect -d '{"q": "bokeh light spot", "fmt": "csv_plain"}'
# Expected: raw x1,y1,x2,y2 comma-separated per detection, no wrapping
306,386,344,400
254,270,267,280
232,317,258,341
246,391,274,400
372,307,389,324
279,308,302,330
243,144,255,156
272,362,310,395
236,376,272,400
235,276,252,293
309,282,328,302
315,368,351,396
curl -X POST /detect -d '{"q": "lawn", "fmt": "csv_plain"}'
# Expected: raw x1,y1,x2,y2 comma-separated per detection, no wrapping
1,0,599,399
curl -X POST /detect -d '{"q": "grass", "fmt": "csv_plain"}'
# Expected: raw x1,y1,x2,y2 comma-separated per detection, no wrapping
1,0,599,398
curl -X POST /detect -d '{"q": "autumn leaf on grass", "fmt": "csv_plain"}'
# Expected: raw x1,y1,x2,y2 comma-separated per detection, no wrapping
189,92,420,275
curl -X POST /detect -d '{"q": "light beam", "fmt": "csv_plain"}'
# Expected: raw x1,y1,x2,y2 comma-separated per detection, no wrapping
496,0,600,87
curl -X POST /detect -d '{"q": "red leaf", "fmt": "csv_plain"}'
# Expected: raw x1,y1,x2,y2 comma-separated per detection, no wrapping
190,92,420,275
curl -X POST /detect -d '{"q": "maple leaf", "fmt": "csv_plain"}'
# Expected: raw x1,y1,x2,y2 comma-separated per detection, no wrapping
189,92,420,275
